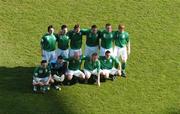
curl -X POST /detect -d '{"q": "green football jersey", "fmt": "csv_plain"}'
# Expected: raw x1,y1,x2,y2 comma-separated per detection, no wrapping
99,56,120,69
41,33,56,51
114,31,129,48
100,30,115,49
68,29,87,49
56,34,69,50
65,56,86,70
84,57,100,72
85,30,100,47
33,66,51,78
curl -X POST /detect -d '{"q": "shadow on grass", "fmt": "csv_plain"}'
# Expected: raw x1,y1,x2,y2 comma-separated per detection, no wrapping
0,66,76,114
166,107,180,114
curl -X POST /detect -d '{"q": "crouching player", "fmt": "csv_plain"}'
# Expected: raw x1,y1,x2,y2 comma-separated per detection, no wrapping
50,55,67,90
32,60,54,93
65,52,85,85
99,51,121,81
84,53,101,86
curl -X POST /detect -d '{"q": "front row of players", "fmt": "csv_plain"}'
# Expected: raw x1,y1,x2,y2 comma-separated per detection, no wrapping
32,51,121,93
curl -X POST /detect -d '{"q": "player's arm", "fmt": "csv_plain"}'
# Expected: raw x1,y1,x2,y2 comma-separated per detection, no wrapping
46,67,52,85
98,30,103,49
127,41,130,55
40,37,44,56
33,67,39,84
112,31,116,50
67,30,72,39
126,33,130,55
81,29,89,35
97,61,101,87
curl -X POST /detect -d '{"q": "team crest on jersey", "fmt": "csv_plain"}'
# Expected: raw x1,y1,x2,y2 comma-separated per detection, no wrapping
110,59,112,63
53,36,56,40
122,34,125,39
39,70,43,74
103,34,106,38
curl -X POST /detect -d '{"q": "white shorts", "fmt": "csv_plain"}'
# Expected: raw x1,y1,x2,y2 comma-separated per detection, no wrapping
69,49,82,57
100,47,113,56
42,50,56,63
114,46,127,62
33,77,49,84
56,48,69,58
84,45,98,57
84,69,100,77
101,68,119,75
66,70,85,78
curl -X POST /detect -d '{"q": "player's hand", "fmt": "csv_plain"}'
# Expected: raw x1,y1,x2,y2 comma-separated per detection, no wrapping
45,82,49,85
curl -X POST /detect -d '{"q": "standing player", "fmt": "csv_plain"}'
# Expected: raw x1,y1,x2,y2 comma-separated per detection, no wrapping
84,25,100,57
56,25,69,59
41,25,57,63
99,23,115,56
65,52,85,84
68,24,87,57
99,51,121,81
83,53,101,86
114,24,130,77
32,60,54,93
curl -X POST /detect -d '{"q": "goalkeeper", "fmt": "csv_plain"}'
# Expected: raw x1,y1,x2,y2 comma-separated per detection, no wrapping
50,55,67,90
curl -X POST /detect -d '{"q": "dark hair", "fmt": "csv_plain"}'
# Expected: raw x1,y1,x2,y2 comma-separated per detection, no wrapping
61,24,67,30
105,50,111,54
92,52,98,57
91,25,97,29
74,24,80,29
41,60,47,64
58,55,63,59
48,25,53,32
105,23,111,27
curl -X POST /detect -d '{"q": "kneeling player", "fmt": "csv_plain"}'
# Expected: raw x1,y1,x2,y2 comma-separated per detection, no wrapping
84,53,101,86
50,55,67,90
32,60,54,93
99,51,121,81
65,52,85,84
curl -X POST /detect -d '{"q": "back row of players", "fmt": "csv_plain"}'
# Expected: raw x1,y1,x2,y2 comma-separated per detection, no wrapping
32,23,130,92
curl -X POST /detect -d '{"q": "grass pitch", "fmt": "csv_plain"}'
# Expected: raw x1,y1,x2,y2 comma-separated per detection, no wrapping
0,0,179,113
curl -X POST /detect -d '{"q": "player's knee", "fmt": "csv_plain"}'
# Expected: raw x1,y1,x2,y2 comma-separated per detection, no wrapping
104,74,109,79
50,79,54,83
117,70,121,76
85,74,91,79
80,73,85,79
100,72,105,76
67,75,73,80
